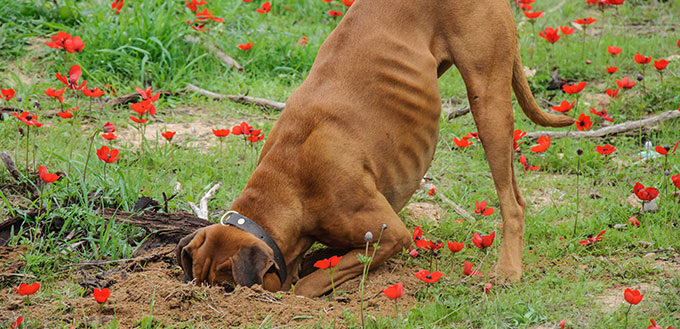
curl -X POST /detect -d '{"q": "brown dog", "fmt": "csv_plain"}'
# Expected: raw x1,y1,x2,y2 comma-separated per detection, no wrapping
176,0,574,297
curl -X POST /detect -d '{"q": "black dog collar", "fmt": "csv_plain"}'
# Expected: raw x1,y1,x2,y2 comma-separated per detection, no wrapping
220,211,287,286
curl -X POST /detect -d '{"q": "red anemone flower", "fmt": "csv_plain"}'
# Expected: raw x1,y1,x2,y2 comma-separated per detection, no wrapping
513,129,526,151
574,17,597,25
672,174,680,190
617,77,636,90
415,270,442,284
463,261,484,276
187,21,207,32
328,10,343,17
1,88,15,101
194,8,225,23
130,99,156,116
238,42,254,50
634,53,651,65
559,25,574,35
45,31,72,49
578,230,606,246
63,36,85,53
453,136,473,148
605,66,618,74
111,0,125,14
212,129,230,138
136,86,160,103
653,59,669,70
57,107,77,119
248,133,265,142
185,0,206,12
82,87,105,98
39,166,60,183
101,133,117,140
530,135,551,153
654,141,679,155
13,282,40,295
93,288,111,304
633,182,659,201
523,11,543,19
471,231,495,249
576,113,592,131
538,27,560,43
103,122,116,133
341,0,354,6
624,288,643,305
427,188,435,196
474,200,494,216
628,217,641,228
447,241,464,253
56,65,86,90
231,121,253,135
382,282,403,299
44,87,66,103
648,318,663,329
519,155,540,172
13,111,43,127
10,317,22,329
297,36,309,46
607,46,622,56
606,88,620,98
96,146,120,163
314,255,342,269
562,81,586,94
550,100,574,113
162,131,176,141
256,1,271,13
595,144,616,155
590,108,613,122
129,115,148,124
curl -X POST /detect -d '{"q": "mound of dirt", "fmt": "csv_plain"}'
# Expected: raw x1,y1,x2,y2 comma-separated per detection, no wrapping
2,246,420,328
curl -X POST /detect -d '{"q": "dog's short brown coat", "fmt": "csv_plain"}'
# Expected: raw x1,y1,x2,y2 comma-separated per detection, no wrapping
176,0,574,297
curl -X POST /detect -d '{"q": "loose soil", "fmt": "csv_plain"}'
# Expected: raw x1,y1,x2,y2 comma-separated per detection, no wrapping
1,245,421,328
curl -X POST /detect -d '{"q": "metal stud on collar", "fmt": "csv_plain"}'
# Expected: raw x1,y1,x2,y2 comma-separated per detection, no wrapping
219,210,241,226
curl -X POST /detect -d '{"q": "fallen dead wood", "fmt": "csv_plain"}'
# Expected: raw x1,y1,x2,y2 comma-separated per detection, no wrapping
185,83,286,111
525,109,680,140
419,178,475,222
443,105,471,120
0,106,21,116
101,208,212,247
184,35,243,72
189,182,222,220
106,90,179,107
1,151,21,181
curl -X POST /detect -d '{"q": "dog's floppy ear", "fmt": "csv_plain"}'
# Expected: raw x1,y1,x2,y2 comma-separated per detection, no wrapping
231,243,278,288
175,229,201,282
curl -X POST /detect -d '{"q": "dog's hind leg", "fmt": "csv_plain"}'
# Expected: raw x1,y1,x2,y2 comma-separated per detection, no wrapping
293,199,411,297
454,45,526,283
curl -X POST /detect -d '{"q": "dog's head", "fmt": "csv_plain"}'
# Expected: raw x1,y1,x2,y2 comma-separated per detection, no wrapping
175,224,281,291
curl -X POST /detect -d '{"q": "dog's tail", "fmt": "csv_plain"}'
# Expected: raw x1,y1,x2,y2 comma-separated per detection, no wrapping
512,50,575,127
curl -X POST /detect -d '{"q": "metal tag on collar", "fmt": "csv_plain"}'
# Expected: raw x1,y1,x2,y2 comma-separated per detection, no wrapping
219,210,243,226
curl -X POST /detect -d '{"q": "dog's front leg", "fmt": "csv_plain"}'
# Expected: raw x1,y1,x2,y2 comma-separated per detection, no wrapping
294,204,411,297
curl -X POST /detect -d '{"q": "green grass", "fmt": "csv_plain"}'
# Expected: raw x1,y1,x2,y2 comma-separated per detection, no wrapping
1,0,680,327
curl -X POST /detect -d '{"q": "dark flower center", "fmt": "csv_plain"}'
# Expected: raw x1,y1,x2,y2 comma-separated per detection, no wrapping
426,275,431,279
26,115,33,120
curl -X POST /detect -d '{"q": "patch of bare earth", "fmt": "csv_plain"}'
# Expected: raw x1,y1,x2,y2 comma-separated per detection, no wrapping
1,246,420,328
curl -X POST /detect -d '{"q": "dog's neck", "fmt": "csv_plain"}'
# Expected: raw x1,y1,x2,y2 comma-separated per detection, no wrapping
230,165,312,284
